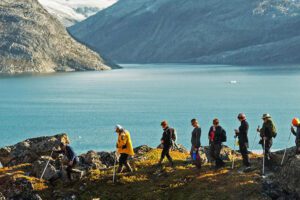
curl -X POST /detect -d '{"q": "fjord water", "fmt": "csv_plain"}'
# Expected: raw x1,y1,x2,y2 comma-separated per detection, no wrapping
1,64,300,153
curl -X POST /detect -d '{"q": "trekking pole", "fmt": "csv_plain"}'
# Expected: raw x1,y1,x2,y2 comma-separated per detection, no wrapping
280,131,292,165
251,126,260,152
40,150,54,180
232,136,238,169
262,138,266,176
112,151,117,183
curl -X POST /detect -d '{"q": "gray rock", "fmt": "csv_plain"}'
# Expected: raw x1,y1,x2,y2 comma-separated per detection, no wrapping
0,192,5,200
0,133,69,167
98,151,115,167
32,157,58,180
0,0,115,74
79,150,106,170
157,143,188,153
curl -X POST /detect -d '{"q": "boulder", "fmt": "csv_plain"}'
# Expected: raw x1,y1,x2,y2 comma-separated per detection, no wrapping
134,145,153,155
272,148,300,198
98,151,115,167
32,156,58,180
0,177,42,200
201,145,235,163
0,134,69,167
0,192,5,200
79,151,106,170
157,144,189,153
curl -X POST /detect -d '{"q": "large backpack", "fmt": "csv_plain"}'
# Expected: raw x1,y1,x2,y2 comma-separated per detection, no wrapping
220,128,227,143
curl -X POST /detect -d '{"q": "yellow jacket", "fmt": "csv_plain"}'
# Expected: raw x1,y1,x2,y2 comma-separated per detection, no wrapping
117,130,135,156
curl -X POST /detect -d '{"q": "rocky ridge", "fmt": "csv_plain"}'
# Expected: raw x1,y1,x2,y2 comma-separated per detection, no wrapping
0,0,115,74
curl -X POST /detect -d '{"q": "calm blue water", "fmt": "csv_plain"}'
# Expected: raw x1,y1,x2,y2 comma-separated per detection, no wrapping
1,64,300,153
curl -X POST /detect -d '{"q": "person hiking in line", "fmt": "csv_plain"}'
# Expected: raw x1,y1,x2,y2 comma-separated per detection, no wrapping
291,118,300,155
115,125,134,173
257,114,277,166
190,118,202,169
208,118,227,169
53,142,83,181
158,120,175,167
234,113,251,171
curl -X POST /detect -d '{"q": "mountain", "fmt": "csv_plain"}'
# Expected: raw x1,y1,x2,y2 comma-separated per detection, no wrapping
69,0,300,65
0,0,115,74
38,0,118,27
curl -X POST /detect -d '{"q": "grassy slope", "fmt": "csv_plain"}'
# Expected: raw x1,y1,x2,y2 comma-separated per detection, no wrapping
0,149,268,200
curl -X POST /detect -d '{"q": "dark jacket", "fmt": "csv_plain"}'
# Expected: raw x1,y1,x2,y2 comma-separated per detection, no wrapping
237,120,249,144
208,126,226,144
161,127,175,147
57,145,77,162
191,127,201,148
291,125,300,143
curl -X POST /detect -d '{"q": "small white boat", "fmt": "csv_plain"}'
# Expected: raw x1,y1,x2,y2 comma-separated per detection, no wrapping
229,80,238,84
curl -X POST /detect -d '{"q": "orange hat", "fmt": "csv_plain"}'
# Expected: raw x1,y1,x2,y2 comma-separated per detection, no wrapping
292,118,300,126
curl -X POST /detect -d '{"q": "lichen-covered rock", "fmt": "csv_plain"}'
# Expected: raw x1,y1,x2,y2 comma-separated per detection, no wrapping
98,151,115,167
0,0,115,74
0,192,5,200
0,177,42,200
0,133,69,167
272,148,300,198
80,151,106,170
157,144,189,153
32,156,58,180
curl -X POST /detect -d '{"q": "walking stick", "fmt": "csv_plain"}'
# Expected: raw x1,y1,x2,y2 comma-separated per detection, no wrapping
112,151,117,183
262,138,266,176
232,136,238,169
281,131,292,165
40,150,53,180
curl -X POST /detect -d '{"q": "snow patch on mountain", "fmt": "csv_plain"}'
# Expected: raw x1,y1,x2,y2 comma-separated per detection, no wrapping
38,0,118,27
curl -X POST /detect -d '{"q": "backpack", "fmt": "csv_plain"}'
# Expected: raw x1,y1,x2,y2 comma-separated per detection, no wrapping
221,129,227,142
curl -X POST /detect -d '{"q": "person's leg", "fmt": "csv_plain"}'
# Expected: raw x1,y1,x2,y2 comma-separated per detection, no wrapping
210,144,216,164
159,147,168,164
118,153,126,173
66,165,73,180
215,144,224,168
239,143,250,167
164,146,174,166
296,141,300,154
122,154,133,172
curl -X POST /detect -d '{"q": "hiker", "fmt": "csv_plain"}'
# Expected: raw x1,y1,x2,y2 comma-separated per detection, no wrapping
208,118,227,169
257,114,277,165
158,120,175,167
53,142,83,181
190,118,202,169
291,118,300,155
115,125,134,173
234,113,251,170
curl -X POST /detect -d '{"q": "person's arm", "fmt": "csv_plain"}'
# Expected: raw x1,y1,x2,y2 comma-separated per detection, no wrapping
291,126,296,136
118,133,128,149
197,128,201,147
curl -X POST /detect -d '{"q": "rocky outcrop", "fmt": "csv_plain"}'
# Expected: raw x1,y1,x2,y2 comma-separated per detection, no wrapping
0,133,69,167
0,0,115,74
32,156,58,180
79,151,106,170
0,176,42,200
270,147,300,198
157,144,188,153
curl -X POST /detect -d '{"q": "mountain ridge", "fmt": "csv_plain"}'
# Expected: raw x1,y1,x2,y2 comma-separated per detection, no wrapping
69,0,300,65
